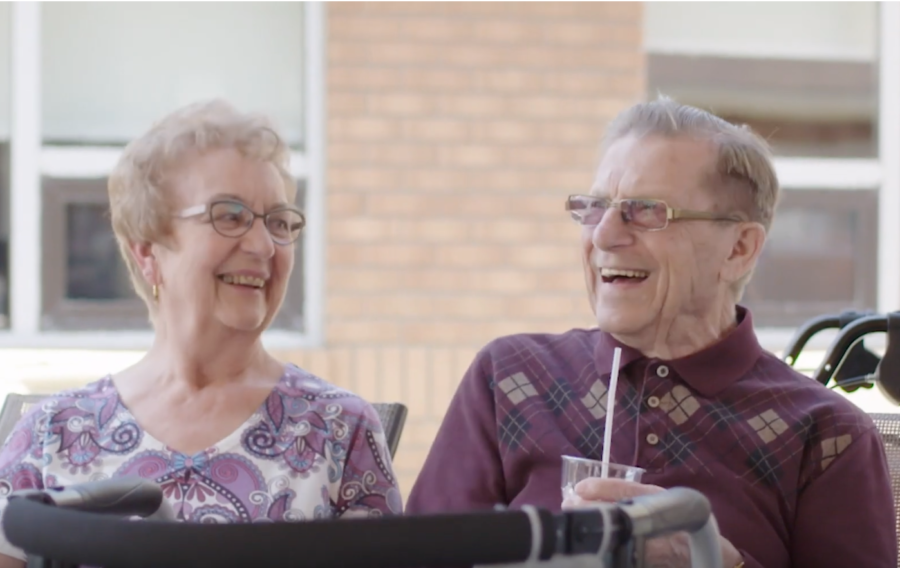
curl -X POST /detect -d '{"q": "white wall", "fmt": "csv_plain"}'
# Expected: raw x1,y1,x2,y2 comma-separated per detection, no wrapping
41,2,305,143
645,1,878,61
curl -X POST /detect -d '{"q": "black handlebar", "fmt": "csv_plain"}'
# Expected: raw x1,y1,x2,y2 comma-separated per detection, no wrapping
782,310,873,366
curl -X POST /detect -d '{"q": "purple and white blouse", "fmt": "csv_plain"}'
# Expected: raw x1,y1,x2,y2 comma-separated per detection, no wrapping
0,364,402,560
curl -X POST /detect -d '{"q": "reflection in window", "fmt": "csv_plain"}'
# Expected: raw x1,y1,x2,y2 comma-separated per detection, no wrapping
65,204,134,301
645,2,878,159
742,190,878,327
0,239,7,328
0,142,9,329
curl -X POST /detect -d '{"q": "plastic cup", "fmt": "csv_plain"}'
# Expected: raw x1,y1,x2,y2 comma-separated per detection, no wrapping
561,455,646,500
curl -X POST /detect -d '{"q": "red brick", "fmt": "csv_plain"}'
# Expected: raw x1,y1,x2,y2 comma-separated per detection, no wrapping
329,117,402,141
327,295,368,318
542,22,642,46
328,193,366,216
404,69,477,92
368,93,436,116
328,67,404,91
391,219,471,243
328,93,368,116
430,348,456,415
327,269,406,292
472,120,541,144
329,244,434,267
329,168,403,192
364,42,446,66
402,119,471,142
436,94,509,117
473,20,541,44
504,295,582,319
361,295,436,318
398,18,475,42
435,245,508,268
538,121,604,144
379,347,406,404
353,348,383,400
329,16,402,41
480,69,545,93
328,218,392,242
327,321,402,344
404,348,431,419
437,145,507,168
364,144,442,167
471,220,549,242
327,348,355,391
430,295,509,318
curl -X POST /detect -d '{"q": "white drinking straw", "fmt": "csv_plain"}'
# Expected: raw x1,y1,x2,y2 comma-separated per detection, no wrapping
601,347,622,478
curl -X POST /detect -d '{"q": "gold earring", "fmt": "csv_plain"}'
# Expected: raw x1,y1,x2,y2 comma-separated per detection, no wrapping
152,284,159,302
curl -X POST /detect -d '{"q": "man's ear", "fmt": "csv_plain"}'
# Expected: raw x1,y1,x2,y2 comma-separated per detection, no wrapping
721,222,766,286
129,240,158,285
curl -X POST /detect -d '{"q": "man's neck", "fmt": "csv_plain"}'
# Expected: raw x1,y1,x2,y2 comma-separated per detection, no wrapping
612,304,739,360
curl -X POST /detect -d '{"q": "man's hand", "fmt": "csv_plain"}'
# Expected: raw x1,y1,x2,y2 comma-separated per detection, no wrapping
562,478,743,568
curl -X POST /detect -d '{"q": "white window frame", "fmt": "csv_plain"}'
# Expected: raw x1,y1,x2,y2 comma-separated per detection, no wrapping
0,1,326,351
756,3,900,353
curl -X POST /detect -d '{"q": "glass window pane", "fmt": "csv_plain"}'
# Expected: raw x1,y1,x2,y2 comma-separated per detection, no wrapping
742,189,878,327
41,178,306,332
40,178,149,331
0,144,9,330
42,2,304,146
0,3,10,141
645,2,877,60
645,2,878,158
65,203,133,301
270,181,306,332
0,5,9,328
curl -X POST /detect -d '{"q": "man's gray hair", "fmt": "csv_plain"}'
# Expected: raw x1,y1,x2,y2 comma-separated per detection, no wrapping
602,95,780,298
603,95,780,233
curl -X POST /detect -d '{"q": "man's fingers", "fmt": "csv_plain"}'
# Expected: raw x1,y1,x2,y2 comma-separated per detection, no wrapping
573,477,665,502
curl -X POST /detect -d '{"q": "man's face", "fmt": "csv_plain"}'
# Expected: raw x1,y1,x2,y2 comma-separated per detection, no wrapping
582,134,743,346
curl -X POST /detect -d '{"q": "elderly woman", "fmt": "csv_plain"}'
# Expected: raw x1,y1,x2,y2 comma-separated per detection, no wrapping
0,100,401,566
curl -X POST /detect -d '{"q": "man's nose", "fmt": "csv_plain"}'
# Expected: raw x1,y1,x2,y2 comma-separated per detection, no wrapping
591,206,633,250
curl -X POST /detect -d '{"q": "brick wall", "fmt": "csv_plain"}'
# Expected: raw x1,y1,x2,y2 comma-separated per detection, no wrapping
284,1,645,498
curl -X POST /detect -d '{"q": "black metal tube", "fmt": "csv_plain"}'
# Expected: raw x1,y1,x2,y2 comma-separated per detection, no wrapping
4,499,601,568
812,315,888,385
782,314,842,366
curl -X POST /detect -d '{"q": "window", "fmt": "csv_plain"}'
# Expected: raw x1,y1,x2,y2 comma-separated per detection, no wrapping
742,189,879,326
644,1,889,335
0,3,9,331
1,3,325,348
647,55,877,159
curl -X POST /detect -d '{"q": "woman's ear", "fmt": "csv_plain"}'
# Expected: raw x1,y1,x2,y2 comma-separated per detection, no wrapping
129,241,157,285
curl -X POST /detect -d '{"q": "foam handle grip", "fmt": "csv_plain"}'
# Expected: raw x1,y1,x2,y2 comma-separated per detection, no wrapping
33,476,162,518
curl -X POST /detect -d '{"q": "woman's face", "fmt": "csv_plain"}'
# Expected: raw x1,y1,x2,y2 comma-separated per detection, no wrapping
144,147,296,337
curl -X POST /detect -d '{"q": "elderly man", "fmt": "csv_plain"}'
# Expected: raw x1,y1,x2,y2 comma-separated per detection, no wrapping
405,98,896,568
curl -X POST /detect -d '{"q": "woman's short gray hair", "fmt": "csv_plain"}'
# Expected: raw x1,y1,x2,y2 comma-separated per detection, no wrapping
108,99,295,309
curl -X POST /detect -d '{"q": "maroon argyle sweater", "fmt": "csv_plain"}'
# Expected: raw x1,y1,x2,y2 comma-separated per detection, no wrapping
407,309,897,568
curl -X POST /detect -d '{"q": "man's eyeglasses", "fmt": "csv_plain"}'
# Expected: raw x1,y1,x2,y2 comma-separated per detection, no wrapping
177,199,306,245
565,194,742,231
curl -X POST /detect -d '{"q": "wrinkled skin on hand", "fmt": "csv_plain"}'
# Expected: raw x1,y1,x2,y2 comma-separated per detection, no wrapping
562,478,743,568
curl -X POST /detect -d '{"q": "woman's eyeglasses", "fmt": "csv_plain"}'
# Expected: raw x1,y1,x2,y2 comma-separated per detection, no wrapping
177,199,306,245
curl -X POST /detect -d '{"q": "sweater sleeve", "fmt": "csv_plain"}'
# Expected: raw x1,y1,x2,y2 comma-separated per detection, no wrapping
406,348,507,513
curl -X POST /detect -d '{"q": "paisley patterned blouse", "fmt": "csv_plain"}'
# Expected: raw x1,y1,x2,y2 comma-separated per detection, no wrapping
0,364,402,560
